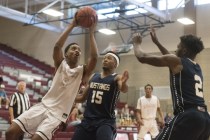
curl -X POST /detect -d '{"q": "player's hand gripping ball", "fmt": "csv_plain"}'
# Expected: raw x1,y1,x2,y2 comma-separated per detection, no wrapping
75,6,98,28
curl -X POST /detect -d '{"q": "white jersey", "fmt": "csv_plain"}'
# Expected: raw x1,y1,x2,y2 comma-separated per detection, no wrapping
136,95,160,120
42,60,84,122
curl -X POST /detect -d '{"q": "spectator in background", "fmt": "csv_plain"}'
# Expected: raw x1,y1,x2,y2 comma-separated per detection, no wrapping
61,103,82,132
68,103,81,127
47,76,53,90
0,75,3,85
164,112,173,124
77,102,86,115
130,110,135,120
121,103,130,118
0,84,9,109
76,86,86,115
9,81,30,140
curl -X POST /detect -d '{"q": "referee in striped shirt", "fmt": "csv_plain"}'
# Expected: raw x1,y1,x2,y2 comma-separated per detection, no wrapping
9,81,30,140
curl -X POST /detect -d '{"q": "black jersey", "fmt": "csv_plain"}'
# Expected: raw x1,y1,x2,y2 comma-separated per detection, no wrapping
170,58,206,115
9,92,30,118
83,73,120,119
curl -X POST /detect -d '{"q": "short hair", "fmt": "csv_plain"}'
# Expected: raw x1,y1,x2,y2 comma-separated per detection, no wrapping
64,43,79,54
144,84,153,90
180,35,204,55
17,81,26,88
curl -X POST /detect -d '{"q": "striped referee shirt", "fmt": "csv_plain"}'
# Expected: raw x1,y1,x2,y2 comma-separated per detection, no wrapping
9,92,30,118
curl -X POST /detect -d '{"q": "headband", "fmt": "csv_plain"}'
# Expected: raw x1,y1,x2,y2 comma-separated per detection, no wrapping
106,52,120,67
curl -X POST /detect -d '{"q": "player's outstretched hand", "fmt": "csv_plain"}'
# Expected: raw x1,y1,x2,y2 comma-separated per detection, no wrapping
71,17,78,27
150,24,159,45
132,33,142,46
121,70,129,84
89,20,97,33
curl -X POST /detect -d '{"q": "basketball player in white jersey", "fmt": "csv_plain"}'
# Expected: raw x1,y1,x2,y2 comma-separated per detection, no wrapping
136,84,164,140
6,17,98,140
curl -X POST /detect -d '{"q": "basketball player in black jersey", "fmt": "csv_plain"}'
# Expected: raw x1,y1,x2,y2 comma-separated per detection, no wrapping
132,26,210,140
71,51,129,140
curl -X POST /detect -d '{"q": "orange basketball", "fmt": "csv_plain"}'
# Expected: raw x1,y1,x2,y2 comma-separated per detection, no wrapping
75,6,98,28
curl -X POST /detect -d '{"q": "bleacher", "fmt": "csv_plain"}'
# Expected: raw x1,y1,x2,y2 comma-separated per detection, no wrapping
0,43,53,95
0,43,54,139
0,43,54,75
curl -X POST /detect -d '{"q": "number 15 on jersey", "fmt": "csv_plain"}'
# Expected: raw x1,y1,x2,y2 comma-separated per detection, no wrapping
91,90,103,104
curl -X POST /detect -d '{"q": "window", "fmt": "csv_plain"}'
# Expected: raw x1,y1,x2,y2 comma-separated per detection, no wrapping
195,0,210,5
158,0,185,10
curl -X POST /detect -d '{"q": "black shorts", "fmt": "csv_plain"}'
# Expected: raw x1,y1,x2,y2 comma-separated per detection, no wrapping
156,107,210,140
71,118,116,140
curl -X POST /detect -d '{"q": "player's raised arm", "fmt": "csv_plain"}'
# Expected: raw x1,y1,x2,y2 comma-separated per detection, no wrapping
82,22,98,82
150,25,170,55
53,18,77,69
132,33,182,74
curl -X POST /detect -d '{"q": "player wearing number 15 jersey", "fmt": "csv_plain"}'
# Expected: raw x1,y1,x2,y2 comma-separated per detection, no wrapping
84,73,120,119
132,26,210,140
72,51,129,140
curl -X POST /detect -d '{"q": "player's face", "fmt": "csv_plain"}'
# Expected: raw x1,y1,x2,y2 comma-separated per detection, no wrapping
145,86,153,96
102,54,116,70
65,45,81,61
175,42,186,57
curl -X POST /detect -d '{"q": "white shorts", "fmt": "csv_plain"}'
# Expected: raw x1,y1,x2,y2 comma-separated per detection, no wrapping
138,119,159,139
13,103,62,140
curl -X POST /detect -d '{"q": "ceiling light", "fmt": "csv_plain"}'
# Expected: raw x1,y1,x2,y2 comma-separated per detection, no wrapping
125,5,137,10
177,17,195,25
99,28,116,35
106,13,120,18
125,10,139,15
135,8,148,13
98,13,119,19
97,7,119,14
42,9,64,17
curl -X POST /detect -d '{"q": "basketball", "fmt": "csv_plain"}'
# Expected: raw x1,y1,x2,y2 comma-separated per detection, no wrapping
75,6,98,28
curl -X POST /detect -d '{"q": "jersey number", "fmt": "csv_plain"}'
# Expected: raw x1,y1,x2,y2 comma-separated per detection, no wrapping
194,75,203,98
91,90,103,104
